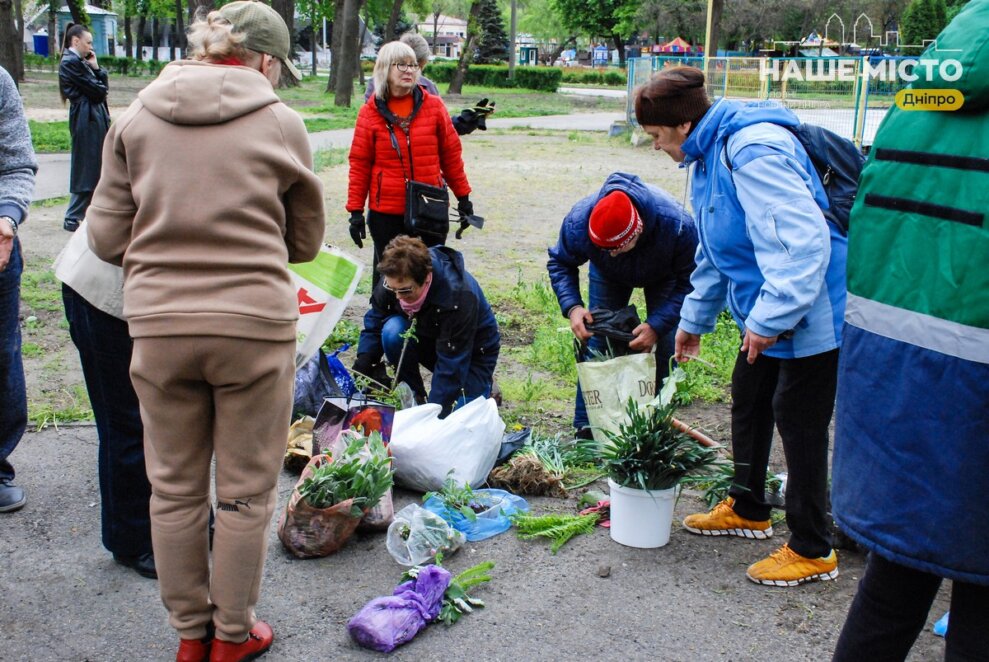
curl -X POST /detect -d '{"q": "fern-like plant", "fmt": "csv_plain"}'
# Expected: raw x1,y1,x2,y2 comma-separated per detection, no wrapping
585,398,721,492
510,511,601,554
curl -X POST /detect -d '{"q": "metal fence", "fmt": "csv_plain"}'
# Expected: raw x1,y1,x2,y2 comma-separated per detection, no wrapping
626,55,908,148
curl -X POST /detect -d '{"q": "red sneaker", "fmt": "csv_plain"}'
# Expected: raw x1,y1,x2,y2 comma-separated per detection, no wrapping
176,637,210,662
209,621,274,662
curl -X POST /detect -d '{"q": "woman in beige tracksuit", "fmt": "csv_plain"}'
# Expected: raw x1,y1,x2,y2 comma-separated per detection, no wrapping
87,4,324,661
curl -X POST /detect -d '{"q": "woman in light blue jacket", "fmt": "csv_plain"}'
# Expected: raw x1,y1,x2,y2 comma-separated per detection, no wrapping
635,66,846,588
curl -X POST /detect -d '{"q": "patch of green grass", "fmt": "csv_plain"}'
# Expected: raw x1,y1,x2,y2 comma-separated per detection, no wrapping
21,342,44,358
20,269,62,313
680,310,738,402
28,384,94,429
31,195,71,208
304,117,358,132
323,318,361,351
312,147,349,172
29,120,71,153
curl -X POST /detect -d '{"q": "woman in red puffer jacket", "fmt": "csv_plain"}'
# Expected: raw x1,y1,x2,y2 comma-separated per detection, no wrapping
346,41,473,278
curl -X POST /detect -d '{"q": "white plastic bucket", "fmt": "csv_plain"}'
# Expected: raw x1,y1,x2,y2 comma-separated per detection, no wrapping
608,478,677,548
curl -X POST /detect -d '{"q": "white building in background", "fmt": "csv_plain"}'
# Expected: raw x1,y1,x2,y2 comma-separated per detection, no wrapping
414,14,467,59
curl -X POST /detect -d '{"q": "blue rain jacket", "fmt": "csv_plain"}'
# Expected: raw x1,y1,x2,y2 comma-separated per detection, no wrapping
678,99,847,358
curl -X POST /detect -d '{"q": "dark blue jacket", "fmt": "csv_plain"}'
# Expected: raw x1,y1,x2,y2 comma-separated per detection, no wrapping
546,172,697,337
358,246,500,411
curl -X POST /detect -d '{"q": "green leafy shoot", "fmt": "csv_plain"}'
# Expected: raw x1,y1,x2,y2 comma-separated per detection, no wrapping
423,471,482,522
515,432,605,490
696,457,784,512
297,432,393,516
437,561,495,626
510,511,601,554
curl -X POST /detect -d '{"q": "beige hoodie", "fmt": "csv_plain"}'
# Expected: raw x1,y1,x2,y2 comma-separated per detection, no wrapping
87,60,325,341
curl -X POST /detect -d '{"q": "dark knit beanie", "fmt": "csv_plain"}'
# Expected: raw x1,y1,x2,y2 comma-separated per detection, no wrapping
634,66,711,128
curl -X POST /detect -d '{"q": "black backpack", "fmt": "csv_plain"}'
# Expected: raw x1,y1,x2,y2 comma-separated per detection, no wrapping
726,123,866,236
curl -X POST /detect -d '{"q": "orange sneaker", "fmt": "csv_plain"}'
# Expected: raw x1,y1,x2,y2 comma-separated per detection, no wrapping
746,544,839,587
209,621,273,662
682,497,773,539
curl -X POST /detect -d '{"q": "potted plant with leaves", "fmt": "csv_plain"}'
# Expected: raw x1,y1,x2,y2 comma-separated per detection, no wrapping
586,393,722,548
278,432,394,558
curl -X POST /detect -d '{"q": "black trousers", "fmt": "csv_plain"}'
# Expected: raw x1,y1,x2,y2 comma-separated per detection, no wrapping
833,553,989,662
728,348,838,559
367,210,445,286
62,285,152,557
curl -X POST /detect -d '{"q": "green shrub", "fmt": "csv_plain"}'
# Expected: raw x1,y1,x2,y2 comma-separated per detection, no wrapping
558,67,626,87
24,53,167,77
422,62,561,92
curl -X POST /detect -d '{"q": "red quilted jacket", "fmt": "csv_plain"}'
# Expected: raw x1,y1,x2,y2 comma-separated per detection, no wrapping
347,87,471,216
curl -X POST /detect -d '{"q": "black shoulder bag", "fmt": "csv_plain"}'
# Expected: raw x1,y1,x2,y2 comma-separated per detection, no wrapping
386,124,451,243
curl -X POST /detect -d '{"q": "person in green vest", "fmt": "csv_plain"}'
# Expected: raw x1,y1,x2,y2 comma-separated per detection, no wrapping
831,1,989,658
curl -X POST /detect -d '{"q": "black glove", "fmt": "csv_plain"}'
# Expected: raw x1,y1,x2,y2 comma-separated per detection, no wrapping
457,197,473,218
472,98,494,131
348,211,366,249
352,353,377,378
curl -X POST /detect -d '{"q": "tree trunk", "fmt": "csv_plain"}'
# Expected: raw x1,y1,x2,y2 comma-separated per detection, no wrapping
333,0,362,106
47,0,56,59
137,13,146,60
432,11,440,54
152,16,159,61
66,0,89,28
703,0,724,60
358,8,369,85
384,0,402,42
326,0,345,92
174,0,185,58
0,0,23,82
611,33,625,67
124,4,133,57
447,0,481,95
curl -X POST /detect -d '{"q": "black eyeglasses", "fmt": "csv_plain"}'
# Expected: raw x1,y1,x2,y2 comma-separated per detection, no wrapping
392,63,420,72
382,281,417,296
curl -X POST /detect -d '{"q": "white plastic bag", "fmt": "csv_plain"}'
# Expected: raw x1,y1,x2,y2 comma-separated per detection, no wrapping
576,352,656,444
289,245,363,369
389,397,505,491
385,503,465,566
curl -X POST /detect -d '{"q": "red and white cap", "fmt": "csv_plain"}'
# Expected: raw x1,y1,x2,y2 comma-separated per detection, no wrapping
588,190,642,249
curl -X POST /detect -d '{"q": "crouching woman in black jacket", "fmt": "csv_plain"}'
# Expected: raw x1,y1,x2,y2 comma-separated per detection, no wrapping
353,236,500,417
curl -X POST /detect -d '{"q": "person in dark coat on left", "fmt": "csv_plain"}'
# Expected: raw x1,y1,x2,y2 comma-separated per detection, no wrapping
59,23,111,233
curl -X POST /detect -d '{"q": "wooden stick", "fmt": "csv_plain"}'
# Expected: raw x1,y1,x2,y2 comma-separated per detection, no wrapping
671,417,719,448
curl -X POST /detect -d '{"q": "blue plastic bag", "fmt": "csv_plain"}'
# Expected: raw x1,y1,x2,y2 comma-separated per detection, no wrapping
347,564,451,653
933,611,949,637
326,344,358,397
423,489,529,542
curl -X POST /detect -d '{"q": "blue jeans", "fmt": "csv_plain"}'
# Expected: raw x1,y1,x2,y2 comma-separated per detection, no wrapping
573,263,676,430
63,285,152,556
381,315,496,412
0,239,26,482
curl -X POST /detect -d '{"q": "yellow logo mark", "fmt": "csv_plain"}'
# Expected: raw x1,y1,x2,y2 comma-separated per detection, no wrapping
895,89,965,111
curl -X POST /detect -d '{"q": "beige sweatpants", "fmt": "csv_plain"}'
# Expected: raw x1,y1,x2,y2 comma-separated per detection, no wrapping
130,335,295,643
